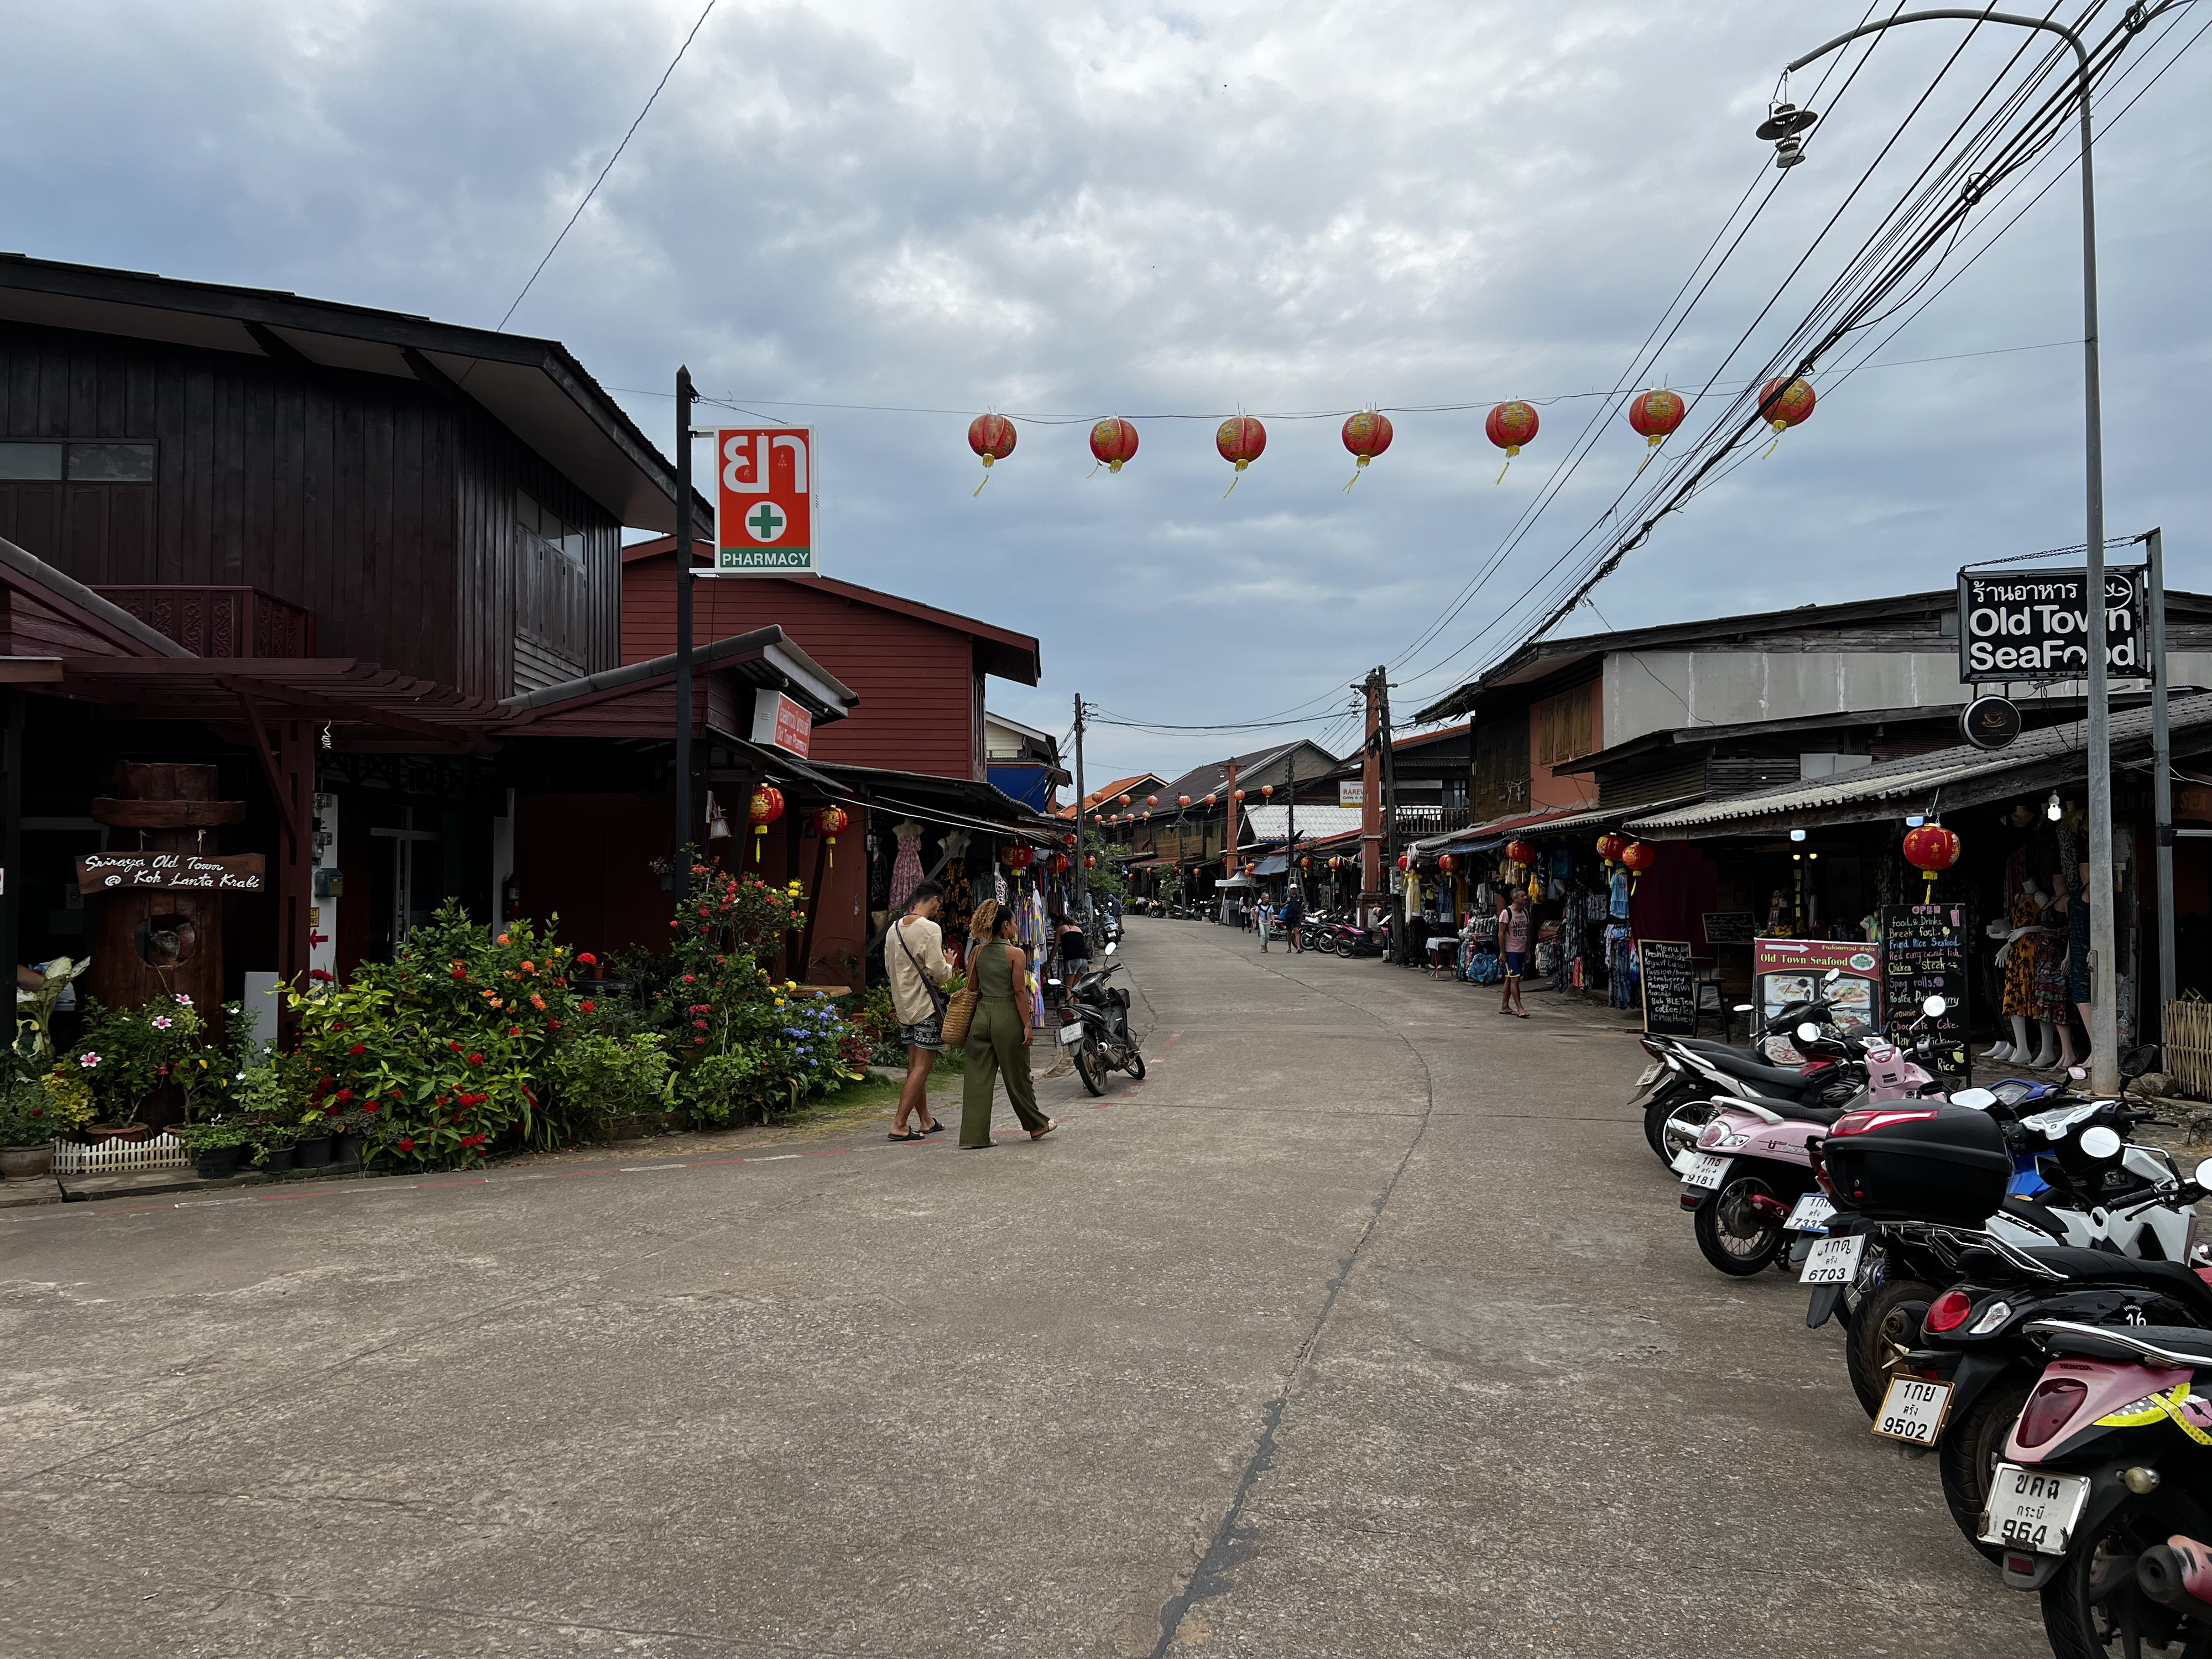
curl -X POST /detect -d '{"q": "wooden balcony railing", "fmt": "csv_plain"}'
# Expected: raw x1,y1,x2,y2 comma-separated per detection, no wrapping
93,586,317,659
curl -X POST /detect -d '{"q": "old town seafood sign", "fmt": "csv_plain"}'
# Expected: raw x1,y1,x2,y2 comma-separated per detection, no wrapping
1956,566,2148,681
75,852,267,893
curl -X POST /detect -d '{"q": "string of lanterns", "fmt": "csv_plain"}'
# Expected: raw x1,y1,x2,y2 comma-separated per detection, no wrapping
957,384,1814,494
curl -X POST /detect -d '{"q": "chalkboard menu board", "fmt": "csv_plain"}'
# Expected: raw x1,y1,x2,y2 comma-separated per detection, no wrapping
1702,912,1757,943
1639,938,1697,1036
1880,904,1971,1083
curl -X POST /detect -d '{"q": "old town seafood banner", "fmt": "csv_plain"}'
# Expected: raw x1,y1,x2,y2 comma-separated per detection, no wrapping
1955,566,2148,682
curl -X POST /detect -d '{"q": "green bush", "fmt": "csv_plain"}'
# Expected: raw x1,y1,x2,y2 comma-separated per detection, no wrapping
0,1079,59,1149
550,1031,675,1125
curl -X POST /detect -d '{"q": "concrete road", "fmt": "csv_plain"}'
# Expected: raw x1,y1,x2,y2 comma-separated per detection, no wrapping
0,917,2042,1657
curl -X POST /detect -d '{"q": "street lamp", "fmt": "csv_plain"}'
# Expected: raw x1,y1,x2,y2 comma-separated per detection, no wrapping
1777,7,2124,1092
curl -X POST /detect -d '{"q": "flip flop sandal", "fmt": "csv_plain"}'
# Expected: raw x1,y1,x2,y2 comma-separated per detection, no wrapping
887,1130,924,1142
921,1121,948,1135
1029,1119,1059,1140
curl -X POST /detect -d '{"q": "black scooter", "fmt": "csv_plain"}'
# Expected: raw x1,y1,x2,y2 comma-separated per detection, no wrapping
1048,941,1145,1096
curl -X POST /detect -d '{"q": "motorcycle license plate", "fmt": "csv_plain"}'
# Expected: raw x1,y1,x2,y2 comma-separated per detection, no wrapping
1057,1023,1086,1046
1980,1465,2090,1554
1679,1154,1732,1191
1785,1193,1836,1234
1799,1233,1866,1285
1873,1376,1952,1446
1636,1061,1663,1088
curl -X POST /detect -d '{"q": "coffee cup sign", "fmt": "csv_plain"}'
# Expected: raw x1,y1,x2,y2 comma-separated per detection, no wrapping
76,852,267,894
1957,566,2147,682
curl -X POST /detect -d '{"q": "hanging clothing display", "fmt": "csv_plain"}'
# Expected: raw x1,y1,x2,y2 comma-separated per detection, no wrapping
1609,869,1631,919
1607,925,1638,1009
887,819,925,912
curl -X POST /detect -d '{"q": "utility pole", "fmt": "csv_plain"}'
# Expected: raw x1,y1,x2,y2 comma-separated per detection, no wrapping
2148,529,2174,1010
1073,692,1090,923
1358,667,1384,922
673,366,696,905
1378,673,1402,962
1223,755,1241,924
1286,748,1298,901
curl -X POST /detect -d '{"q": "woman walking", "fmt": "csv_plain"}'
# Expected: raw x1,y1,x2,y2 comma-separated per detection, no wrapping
959,900,1058,1150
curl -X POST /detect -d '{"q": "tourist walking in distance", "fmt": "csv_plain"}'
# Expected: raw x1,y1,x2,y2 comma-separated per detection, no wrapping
1255,895,1273,953
884,880,954,1139
959,900,1058,1149
1498,888,1531,1019
1281,885,1304,954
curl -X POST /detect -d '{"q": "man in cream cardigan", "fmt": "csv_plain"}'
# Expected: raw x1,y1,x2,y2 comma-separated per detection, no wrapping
884,880,956,1140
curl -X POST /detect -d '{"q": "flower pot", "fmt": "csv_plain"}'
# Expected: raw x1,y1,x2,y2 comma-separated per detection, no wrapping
0,1145,54,1181
84,1124,152,1146
332,1132,365,1167
262,1145,298,1174
294,1134,334,1168
138,1081,189,1134
192,1146,241,1179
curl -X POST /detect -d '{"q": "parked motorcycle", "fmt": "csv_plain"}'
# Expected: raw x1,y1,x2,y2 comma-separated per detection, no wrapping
1050,941,1145,1096
1990,1317,2212,1656
1331,917,1386,959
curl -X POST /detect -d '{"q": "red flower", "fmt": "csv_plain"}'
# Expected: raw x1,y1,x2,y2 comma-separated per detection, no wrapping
398,1137,416,1151
547,1019,562,1031
451,967,468,980
468,1052,485,1066
324,1104,341,1118
347,1042,365,1056
310,968,334,982
693,1036,706,1046
362,1102,380,1114
449,1041,463,1053
579,1000,595,1014
682,974,696,984
577,952,597,967
336,1089,354,1103
437,1094,450,1107
693,1019,708,1031
509,1025,522,1036
670,920,680,929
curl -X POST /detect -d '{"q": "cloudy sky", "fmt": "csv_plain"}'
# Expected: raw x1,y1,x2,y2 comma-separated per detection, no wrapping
9,1,2207,779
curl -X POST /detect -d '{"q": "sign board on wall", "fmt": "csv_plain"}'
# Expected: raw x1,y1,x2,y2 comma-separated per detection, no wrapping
750,689,813,758
1338,780,1365,807
1754,937,1881,1061
713,427,818,575
1957,566,2147,682
76,852,266,894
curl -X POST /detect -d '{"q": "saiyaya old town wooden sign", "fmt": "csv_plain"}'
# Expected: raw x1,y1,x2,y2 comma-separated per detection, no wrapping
75,852,267,894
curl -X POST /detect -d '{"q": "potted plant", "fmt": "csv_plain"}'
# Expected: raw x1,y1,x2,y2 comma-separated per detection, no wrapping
73,994,206,1139
293,1114,336,1168
254,1119,301,1174
0,1080,58,1180
174,1119,258,1180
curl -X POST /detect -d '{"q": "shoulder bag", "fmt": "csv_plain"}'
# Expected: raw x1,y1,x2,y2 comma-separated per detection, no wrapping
893,919,951,1019
940,952,981,1048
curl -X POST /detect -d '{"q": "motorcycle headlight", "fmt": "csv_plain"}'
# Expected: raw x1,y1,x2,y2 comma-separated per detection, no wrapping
1966,1300,2012,1336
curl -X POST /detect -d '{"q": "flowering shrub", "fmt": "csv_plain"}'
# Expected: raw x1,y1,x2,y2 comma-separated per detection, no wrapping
0,1079,59,1148
71,995,209,1122
36,1067,96,1135
285,904,587,1169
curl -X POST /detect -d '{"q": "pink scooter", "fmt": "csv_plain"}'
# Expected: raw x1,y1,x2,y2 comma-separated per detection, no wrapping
1673,996,1950,1278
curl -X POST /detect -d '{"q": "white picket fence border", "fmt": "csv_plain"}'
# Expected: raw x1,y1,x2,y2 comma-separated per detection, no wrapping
50,1132,190,1176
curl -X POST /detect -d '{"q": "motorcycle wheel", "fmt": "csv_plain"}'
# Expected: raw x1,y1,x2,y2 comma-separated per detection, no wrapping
1123,1045,1146,1081
1844,1276,1942,1420
1073,1039,1107,1098
1937,1375,2032,1564
1655,1098,1721,1167
1335,936,1354,959
1692,1173,1787,1276
2040,1497,2212,1659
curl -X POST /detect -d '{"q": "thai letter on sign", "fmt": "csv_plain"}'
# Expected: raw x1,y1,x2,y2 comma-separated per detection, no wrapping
1956,567,2146,682
750,689,811,758
714,426,818,574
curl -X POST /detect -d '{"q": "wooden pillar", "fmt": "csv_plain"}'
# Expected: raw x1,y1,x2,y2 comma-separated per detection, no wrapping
0,692,20,1052
275,721,312,989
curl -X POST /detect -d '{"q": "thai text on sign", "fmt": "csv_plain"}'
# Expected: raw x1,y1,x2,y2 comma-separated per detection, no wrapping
76,852,267,894
714,427,818,574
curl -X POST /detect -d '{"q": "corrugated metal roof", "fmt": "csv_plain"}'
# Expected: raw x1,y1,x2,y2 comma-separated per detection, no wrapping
1244,804,1363,842
1627,693,2212,834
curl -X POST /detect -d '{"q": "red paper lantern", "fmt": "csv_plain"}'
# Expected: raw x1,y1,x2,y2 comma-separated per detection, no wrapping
1485,400,1539,482
1300,856,1312,870
1118,795,1130,807
1246,862,1258,875
1396,854,1412,873
1146,795,1159,808
1626,389,1686,473
1757,377,1816,453
1620,841,1656,872
1086,855,1095,869
1261,784,1274,799
1089,416,1140,475
1233,789,1245,803
1005,843,1035,871
1178,795,1191,809
1595,832,1629,865
1340,410,1394,491
748,786,785,863
815,804,849,867
1902,823,1960,897
1204,793,1217,808
1503,838,1535,865
967,414,1016,494
1216,415,1267,495
1049,853,1070,875
1438,853,1458,874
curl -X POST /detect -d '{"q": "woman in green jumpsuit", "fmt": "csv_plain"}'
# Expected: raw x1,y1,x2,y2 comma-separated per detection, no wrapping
959,900,1058,1150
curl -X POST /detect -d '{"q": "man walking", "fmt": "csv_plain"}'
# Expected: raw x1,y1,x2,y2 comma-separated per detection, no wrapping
1281,885,1305,954
1498,887,1532,1019
884,879,956,1138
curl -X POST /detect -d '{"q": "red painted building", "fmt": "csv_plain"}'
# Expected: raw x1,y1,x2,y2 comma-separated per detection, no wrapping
620,538,1040,781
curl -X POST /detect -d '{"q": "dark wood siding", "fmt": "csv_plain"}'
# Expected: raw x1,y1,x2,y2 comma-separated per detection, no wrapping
623,553,982,778
0,320,620,696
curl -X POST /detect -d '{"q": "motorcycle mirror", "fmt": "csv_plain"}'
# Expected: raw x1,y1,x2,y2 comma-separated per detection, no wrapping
2119,1043,2159,1081
1949,1087,1998,1112
1733,1003,1754,1014
1796,1021,1822,1044
1922,994,1947,1018
2079,1125,2123,1160
2198,1157,2212,1188
1045,978,1062,989
1823,967,1841,984
1104,942,1117,956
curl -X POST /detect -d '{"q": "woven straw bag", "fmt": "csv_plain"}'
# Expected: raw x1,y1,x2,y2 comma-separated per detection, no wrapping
940,980,980,1048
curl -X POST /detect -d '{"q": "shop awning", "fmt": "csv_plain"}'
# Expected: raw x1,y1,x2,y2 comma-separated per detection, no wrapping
1626,695,2212,839
1252,853,1290,877
808,761,1065,842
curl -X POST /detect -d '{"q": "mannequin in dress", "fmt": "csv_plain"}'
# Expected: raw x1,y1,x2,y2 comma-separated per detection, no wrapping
1984,877,2050,1063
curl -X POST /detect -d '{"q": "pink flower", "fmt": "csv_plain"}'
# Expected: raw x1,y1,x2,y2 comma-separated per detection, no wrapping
173,993,193,1006
151,1015,172,1030
79,1052,100,1068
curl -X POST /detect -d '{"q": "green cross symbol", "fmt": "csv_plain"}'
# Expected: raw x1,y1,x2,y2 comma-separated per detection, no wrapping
747,502,786,541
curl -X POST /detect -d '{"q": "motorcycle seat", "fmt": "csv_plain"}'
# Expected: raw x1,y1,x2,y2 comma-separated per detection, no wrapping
2022,1247,2212,1306
1693,1048,1825,1095
1735,1095,1845,1125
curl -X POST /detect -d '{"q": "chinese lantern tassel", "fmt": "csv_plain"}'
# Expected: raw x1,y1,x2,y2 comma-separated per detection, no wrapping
1761,421,1787,461
754,827,765,864
1343,456,1369,493
1634,439,1662,478
973,471,992,497
1495,448,1519,486
1223,466,1244,499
